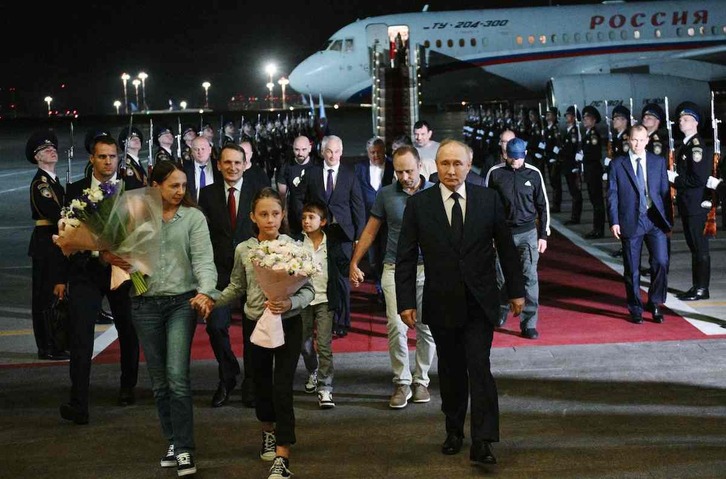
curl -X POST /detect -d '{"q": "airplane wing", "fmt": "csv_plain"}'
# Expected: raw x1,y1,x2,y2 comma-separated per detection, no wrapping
673,44,726,65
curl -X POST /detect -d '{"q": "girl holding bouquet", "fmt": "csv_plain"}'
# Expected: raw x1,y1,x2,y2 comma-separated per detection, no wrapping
131,161,218,477
211,187,315,479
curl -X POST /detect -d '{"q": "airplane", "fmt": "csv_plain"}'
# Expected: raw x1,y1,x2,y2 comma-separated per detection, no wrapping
288,0,726,118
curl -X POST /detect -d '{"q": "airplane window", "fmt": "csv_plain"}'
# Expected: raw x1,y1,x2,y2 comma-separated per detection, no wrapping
447,39,454,48
655,28,662,38
344,39,354,52
321,40,334,51
574,32,581,42
551,34,557,43
597,32,604,41
528,35,535,45
687,27,695,37
424,40,430,48
677,27,683,37
539,35,546,44
620,30,628,40
711,26,719,35
562,33,569,43
329,40,343,52
634,30,641,39
699,26,705,36
436,39,442,48
516,35,523,46
470,38,476,47
459,38,465,47
586,32,593,42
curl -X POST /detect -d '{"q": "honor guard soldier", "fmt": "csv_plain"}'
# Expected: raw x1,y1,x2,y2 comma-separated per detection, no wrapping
526,108,544,169
27,130,70,360
152,125,177,165
83,129,113,178
544,107,563,213
200,121,220,162
117,126,147,190
180,124,197,166
607,105,632,258
561,105,584,224
582,106,606,238
222,119,236,146
668,101,713,301
641,103,666,159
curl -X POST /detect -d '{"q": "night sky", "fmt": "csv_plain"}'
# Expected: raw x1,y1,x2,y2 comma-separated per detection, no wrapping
1,0,622,116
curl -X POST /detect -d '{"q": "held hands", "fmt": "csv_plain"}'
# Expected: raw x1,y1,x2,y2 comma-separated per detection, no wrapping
509,297,525,316
400,308,417,329
706,176,723,190
189,294,215,320
667,170,679,183
349,264,365,287
265,298,292,315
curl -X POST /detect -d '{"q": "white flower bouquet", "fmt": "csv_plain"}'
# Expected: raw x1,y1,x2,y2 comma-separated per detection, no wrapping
248,238,321,348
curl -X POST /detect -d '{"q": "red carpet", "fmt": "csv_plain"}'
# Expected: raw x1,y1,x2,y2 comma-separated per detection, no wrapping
97,229,723,364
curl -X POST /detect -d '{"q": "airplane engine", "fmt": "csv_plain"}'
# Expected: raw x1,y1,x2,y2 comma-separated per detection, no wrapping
547,74,711,128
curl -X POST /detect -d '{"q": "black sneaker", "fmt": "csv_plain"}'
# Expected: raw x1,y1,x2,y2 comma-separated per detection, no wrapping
160,444,175,468
175,452,196,476
268,456,292,479
521,327,539,340
260,430,277,461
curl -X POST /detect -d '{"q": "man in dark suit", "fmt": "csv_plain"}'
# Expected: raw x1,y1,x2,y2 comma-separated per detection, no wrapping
396,139,525,466
355,136,395,300
608,124,672,324
198,144,260,408
297,135,366,337
59,136,140,424
183,135,222,202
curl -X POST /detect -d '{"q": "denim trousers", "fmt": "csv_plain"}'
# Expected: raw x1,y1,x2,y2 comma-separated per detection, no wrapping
300,302,335,391
381,263,435,386
131,291,197,454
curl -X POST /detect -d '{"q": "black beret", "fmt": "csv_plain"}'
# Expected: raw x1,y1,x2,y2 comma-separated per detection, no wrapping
26,130,58,164
641,103,665,123
118,126,144,147
565,105,582,121
611,105,631,120
582,105,601,124
84,129,114,154
675,101,701,123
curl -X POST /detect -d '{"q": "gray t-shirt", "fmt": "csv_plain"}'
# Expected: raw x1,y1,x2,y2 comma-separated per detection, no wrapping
370,176,433,264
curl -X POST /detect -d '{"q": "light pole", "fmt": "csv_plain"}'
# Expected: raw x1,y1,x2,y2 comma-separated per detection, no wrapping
278,77,289,108
44,96,52,116
132,79,141,111
202,81,211,109
138,72,148,111
265,63,276,106
121,73,130,114
114,100,121,115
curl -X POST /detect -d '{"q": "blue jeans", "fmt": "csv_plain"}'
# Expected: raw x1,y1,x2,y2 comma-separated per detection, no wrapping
301,303,334,391
131,291,197,454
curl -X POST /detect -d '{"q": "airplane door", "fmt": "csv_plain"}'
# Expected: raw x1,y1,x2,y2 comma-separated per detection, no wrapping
366,23,390,67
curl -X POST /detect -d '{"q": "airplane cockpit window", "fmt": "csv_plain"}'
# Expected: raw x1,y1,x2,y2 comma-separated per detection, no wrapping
344,39,354,52
321,39,334,51
329,40,343,52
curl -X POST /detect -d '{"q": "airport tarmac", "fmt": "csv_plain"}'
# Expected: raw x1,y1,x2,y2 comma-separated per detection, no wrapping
1,109,725,478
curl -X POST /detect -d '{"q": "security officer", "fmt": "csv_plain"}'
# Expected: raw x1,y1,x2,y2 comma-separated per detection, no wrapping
668,101,713,301
543,107,563,213
641,103,666,159
485,137,550,340
582,106,606,239
83,129,113,178
561,105,584,224
117,126,147,190
152,125,177,166
27,130,69,360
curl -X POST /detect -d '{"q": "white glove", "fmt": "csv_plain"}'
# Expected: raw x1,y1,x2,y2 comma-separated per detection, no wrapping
602,173,608,181
701,200,713,209
706,176,723,190
575,151,584,162
571,168,580,174
603,157,611,167
549,158,556,164
667,170,678,183
538,141,546,150
535,153,543,159
552,146,560,154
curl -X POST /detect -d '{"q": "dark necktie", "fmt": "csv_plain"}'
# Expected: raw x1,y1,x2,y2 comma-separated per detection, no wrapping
325,168,334,201
635,157,647,215
199,164,207,189
228,186,237,232
450,192,463,249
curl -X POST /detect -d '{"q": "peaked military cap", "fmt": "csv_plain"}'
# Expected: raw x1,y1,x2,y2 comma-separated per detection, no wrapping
565,105,582,121
181,124,197,137
26,130,58,164
84,129,114,154
118,126,144,147
611,104,631,120
675,101,701,123
641,103,665,123
547,107,559,118
153,125,175,146
582,105,601,123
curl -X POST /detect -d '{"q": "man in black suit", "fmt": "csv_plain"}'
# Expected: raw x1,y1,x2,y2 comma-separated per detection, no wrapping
183,135,222,202
297,135,366,337
198,144,260,408
58,136,140,424
396,139,525,466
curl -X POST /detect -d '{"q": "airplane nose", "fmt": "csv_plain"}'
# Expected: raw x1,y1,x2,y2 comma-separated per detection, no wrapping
288,61,310,96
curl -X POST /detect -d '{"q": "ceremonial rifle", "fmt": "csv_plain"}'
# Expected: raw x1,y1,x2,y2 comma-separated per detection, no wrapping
66,121,74,187
536,101,546,161
121,113,133,179
218,114,224,149
604,100,614,160
239,115,245,144
664,96,677,216
573,103,584,181
176,116,182,161
147,117,154,177
704,91,721,237
629,97,636,125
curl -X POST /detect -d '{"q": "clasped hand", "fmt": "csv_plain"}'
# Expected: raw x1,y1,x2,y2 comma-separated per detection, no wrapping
189,294,215,320
349,264,365,287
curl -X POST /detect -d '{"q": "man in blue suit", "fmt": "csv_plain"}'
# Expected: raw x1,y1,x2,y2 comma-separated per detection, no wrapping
607,124,672,324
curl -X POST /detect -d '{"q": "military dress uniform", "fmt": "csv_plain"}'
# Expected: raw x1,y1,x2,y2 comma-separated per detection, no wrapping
152,125,178,166
672,102,713,301
118,127,147,191
543,117,563,212
27,131,69,360
560,106,584,224
582,106,606,238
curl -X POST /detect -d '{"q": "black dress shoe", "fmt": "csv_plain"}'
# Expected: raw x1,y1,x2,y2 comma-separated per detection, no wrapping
118,386,135,406
60,403,89,425
611,248,624,258
650,305,665,323
470,441,497,465
584,230,604,239
38,350,70,361
521,327,539,339
629,313,643,324
441,433,464,455
211,381,234,407
96,309,114,324
677,287,709,301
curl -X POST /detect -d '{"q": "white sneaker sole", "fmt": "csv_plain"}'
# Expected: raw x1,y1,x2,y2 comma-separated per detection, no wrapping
177,466,197,476
389,391,413,409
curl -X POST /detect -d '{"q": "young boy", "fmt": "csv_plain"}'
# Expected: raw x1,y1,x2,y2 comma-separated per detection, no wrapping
298,199,348,409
